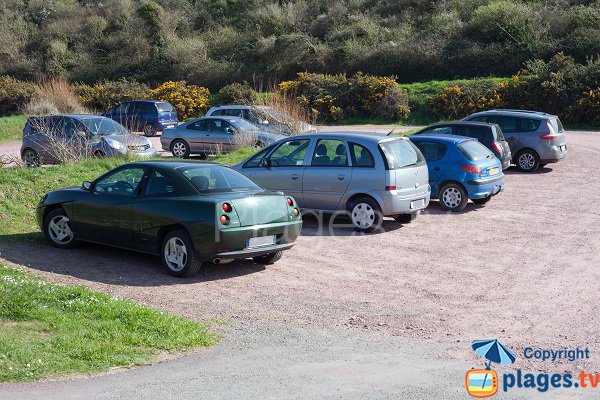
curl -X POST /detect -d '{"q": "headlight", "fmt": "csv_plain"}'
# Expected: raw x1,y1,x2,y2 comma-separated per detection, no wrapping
105,137,124,150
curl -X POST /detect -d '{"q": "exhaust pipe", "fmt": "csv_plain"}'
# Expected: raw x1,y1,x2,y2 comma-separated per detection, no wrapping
212,257,221,264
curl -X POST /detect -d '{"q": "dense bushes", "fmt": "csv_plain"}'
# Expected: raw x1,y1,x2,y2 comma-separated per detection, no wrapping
279,72,409,121
0,76,35,114
218,83,259,105
147,81,210,120
75,80,149,111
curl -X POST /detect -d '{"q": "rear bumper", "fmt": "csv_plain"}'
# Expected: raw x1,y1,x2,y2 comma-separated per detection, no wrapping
538,143,567,163
466,176,505,199
379,187,431,215
157,122,178,130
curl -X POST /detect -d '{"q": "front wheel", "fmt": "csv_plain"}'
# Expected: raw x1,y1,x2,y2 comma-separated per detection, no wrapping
516,149,540,172
43,209,79,249
472,196,492,205
253,251,283,265
349,197,382,232
143,124,158,137
439,183,468,212
160,229,202,277
171,139,191,158
22,148,40,167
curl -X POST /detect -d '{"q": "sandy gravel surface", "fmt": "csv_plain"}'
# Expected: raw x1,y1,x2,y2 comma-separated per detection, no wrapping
1,130,599,399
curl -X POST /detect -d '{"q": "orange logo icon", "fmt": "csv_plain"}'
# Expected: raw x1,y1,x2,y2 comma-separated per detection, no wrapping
466,369,498,398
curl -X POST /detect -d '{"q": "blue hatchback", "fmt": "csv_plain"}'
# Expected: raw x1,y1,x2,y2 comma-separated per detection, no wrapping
103,100,178,137
409,134,505,211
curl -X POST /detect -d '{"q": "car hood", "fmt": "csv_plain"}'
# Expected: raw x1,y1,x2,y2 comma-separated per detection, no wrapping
92,134,150,146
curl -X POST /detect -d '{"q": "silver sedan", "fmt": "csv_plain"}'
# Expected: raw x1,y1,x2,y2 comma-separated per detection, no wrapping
161,116,285,158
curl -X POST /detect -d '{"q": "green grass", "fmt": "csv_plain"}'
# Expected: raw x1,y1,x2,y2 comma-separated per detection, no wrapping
0,149,255,236
0,115,27,143
0,264,215,382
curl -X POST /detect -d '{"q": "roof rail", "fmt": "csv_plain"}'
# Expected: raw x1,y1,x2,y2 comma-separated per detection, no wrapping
491,109,548,115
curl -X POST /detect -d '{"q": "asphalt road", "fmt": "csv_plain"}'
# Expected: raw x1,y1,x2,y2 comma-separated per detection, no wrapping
1,129,599,399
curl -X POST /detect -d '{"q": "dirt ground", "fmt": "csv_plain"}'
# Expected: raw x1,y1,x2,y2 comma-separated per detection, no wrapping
1,129,599,398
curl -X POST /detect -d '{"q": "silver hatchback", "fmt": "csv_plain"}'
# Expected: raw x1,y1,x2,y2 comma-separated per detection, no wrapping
234,132,431,231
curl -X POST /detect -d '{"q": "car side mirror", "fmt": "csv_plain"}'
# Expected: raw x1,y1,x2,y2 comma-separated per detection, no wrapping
75,130,87,138
261,158,272,168
226,127,235,134
82,181,92,191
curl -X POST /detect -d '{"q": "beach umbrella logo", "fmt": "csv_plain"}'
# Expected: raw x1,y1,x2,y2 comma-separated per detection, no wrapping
466,339,516,398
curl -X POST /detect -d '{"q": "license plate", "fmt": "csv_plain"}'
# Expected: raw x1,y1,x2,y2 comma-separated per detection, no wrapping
246,235,276,248
560,145,566,152
410,199,425,210
488,167,500,175
166,125,175,129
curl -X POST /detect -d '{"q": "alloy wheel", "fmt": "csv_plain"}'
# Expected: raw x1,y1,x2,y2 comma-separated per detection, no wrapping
351,202,375,229
172,142,187,157
518,153,536,171
48,215,74,244
164,237,188,272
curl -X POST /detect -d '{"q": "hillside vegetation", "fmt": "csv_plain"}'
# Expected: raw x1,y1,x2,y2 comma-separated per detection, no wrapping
1,0,600,88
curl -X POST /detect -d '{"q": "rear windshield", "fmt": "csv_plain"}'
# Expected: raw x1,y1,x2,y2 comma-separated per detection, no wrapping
550,117,564,133
457,140,495,161
178,165,260,193
492,125,505,140
156,102,174,113
378,139,424,169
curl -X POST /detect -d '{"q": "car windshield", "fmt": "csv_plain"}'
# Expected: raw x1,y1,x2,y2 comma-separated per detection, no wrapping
458,140,494,161
225,118,256,130
81,117,128,136
378,139,424,169
156,102,174,112
178,165,261,193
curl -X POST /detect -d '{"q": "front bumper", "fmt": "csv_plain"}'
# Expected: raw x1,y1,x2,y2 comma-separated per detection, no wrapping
160,137,172,151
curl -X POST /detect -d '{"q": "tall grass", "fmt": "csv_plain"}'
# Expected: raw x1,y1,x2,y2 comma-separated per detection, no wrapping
24,78,87,115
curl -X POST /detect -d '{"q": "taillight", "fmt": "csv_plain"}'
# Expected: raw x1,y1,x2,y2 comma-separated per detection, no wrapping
539,134,557,140
385,186,397,191
540,122,557,140
287,197,294,206
460,164,482,174
292,208,299,217
222,202,232,213
219,215,230,225
492,141,503,153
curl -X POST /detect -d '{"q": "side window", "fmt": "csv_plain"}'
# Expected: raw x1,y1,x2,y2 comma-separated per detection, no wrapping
519,118,541,132
311,139,349,167
349,142,375,167
468,116,488,123
145,170,177,197
413,141,447,161
419,126,452,135
496,116,519,133
244,146,272,168
224,109,243,117
269,139,309,166
207,119,229,132
114,103,130,114
211,110,224,116
93,167,146,197
62,118,78,137
187,120,207,131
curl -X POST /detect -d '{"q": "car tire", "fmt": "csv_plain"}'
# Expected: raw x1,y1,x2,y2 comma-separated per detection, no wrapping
22,148,40,167
539,163,547,168
171,139,191,158
516,149,540,172
394,212,418,223
143,124,157,137
253,251,283,265
160,229,202,277
93,150,106,158
472,196,492,205
348,197,383,232
43,208,79,249
439,183,468,212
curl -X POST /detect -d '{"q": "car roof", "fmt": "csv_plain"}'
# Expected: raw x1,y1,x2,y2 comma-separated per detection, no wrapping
29,114,110,120
291,131,390,142
422,121,495,129
470,109,552,119
209,105,253,110
126,160,226,169
124,100,167,104
409,134,474,144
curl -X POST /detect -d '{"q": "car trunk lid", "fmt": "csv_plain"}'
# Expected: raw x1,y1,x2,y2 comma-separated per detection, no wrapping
217,191,290,226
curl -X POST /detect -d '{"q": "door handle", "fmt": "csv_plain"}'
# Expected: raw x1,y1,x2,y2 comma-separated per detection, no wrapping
434,167,440,171
291,174,300,180
337,175,346,180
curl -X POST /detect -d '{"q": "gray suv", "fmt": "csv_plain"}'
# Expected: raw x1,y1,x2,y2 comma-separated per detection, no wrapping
463,109,567,172
234,132,431,232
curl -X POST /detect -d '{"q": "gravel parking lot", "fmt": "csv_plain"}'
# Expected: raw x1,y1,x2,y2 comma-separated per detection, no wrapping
1,129,599,399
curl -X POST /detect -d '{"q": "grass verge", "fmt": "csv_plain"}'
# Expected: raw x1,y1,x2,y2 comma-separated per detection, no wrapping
0,115,27,143
0,264,216,382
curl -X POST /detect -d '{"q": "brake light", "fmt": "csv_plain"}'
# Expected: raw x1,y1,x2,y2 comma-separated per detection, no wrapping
539,134,557,140
287,197,294,206
292,208,299,217
540,122,557,140
222,203,232,213
461,164,482,174
385,186,397,191
219,215,230,225
492,141,503,153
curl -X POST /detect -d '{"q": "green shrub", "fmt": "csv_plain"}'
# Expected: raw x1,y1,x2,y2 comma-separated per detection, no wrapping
75,80,149,111
147,81,210,120
218,82,259,105
567,88,600,126
0,76,36,115
430,79,506,120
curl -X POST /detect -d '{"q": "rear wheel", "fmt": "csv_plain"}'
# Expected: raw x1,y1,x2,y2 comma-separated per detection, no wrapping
472,196,492,205
349,197,382,232
143,124,157,137
171,139,190,158
43,209,79,249
160,229,202,277
394,212,418,223
22,148,40,167
253,251,283,264
516,149,540,172
439,183,468,212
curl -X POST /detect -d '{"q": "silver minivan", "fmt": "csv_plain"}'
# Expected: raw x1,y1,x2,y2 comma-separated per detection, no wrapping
234,132,431,231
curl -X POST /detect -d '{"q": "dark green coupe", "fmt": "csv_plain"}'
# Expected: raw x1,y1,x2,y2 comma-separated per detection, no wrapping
37,161,303,276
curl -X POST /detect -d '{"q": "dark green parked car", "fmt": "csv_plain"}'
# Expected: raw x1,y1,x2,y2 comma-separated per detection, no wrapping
37,161,302,277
